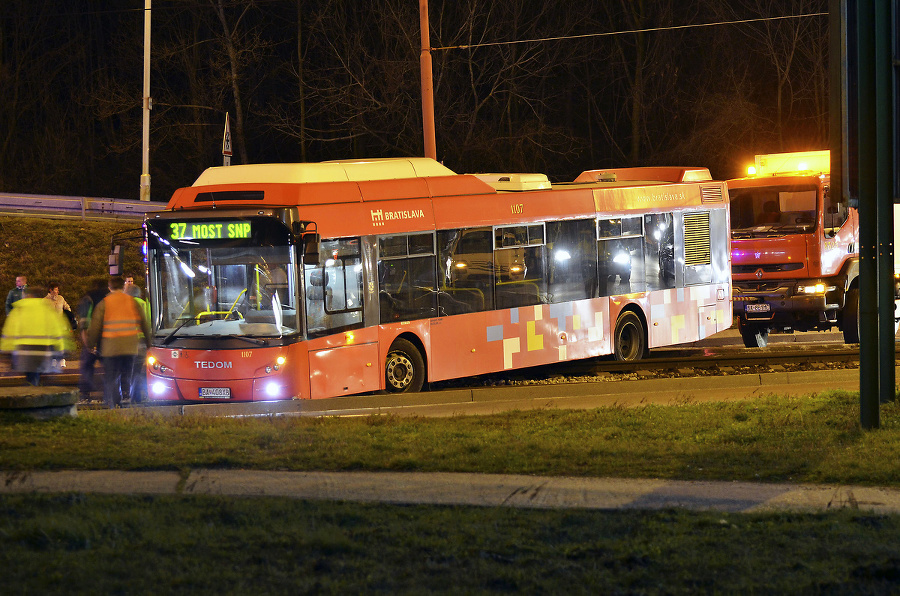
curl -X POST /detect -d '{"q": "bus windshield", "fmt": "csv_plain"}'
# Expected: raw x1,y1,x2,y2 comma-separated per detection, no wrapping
729,184,818,235
146,218,299,340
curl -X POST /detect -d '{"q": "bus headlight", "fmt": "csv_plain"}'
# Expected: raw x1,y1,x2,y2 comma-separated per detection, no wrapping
265,382,280,397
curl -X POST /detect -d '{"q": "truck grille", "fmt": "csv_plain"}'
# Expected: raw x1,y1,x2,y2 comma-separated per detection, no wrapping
733,263,804,274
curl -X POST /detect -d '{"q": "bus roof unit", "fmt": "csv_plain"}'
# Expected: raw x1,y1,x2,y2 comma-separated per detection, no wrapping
473,173,552,191
573,167,712,184
192,157,457,187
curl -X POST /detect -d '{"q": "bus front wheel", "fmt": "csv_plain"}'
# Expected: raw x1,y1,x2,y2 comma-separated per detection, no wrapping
385,339,425,393
613,311,646,361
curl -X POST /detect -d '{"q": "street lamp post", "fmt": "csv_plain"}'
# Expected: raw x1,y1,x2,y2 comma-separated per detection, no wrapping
140,0,151,201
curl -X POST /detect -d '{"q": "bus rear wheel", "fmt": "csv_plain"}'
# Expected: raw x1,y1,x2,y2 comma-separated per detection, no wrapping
385,339,425,393
613,311,646,361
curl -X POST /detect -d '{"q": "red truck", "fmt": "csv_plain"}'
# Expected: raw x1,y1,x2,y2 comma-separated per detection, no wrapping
729,150,865,347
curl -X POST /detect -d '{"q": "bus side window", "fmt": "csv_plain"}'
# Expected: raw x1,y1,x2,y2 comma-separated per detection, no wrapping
645,213,675,290
597,216,644,296
377,232,437,323
437,228,493,315
305,238,363,338
493,224,548,309
546,219,596,302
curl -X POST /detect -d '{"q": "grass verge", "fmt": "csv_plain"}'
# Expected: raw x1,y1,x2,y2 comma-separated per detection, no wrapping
0,390,897,486
4,390,900,593
2,494,900,594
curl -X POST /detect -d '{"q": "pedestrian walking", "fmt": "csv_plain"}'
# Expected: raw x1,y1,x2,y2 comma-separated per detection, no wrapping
0,287,74,386
5,275,27,315
76,277,110,400
125,283,150,403
46,281,76,330
86,276,151,408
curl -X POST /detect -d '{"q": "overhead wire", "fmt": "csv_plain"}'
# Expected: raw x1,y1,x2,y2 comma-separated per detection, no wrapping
431,12,828,52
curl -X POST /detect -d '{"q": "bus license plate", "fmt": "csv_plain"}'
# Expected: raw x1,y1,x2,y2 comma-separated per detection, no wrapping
746,303,770,313
199,387,231,398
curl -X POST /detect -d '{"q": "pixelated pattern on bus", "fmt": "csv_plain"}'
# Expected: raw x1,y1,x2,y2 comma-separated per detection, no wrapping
487,302,608,370
484,287,728,370
648,286,727,345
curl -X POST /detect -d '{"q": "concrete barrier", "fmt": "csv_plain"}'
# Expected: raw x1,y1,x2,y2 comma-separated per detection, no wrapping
0,386,78,419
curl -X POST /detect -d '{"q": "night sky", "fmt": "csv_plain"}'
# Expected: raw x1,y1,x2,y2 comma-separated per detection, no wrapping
0,0,828,202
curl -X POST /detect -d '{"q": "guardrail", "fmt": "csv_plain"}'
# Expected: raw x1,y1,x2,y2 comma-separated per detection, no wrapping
0,192,165,221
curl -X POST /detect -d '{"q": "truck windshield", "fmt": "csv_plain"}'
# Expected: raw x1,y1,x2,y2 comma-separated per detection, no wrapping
146,218,299,339
729,184,818,234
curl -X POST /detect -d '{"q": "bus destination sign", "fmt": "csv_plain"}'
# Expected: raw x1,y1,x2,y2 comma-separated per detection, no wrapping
168,221,251,241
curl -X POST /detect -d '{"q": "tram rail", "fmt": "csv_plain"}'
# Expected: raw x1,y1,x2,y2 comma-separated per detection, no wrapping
0,344,865,406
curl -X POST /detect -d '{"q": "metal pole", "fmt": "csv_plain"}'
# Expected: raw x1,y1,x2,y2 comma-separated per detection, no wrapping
874,0,895,404
140,0,151,201
828,0,844,211
856,0,879,428
419,0,437,160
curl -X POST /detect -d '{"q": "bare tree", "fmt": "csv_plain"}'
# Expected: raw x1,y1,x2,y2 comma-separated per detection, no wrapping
713,0,828,150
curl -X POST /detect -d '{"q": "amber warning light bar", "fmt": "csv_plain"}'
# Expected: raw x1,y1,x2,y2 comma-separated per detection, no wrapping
746,150,829,177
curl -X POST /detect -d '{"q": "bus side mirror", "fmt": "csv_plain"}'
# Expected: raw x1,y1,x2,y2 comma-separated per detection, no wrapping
108,245,122,275
302,233,320,265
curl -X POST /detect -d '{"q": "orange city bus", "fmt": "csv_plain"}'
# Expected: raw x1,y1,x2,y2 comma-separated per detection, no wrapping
143,158,732,402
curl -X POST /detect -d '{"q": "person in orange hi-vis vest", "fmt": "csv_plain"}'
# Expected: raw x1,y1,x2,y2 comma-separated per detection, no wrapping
86,275,151,409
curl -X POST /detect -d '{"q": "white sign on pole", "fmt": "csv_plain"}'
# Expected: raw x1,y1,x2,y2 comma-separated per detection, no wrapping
222,112,232,166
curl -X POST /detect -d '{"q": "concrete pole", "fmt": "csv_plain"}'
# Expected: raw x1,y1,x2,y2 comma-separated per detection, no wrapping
419,0,437,160
140,0,151,201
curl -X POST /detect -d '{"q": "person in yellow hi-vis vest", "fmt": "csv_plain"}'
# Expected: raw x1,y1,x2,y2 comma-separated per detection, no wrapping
86,276,151,408
1,287,75,386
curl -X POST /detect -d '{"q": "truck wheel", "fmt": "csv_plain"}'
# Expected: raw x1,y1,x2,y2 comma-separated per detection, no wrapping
842,288,860,344
385,338,425,393
613,311,646,361
739,321,769,348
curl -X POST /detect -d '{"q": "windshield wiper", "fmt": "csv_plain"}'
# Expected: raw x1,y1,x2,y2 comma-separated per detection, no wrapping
218,334,269,346
162,316,197,345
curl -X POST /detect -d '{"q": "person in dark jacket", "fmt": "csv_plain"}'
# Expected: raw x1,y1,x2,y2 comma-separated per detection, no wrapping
76,277,110,400
5,275,27,315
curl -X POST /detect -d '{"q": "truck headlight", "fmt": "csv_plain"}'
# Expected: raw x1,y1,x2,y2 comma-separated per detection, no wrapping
797,283,834,294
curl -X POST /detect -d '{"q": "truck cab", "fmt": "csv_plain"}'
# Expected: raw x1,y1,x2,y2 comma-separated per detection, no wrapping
729,150,861,347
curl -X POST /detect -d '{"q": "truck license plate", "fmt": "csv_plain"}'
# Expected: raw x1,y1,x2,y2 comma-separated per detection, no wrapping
199,387,231,398
746,303,770,313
